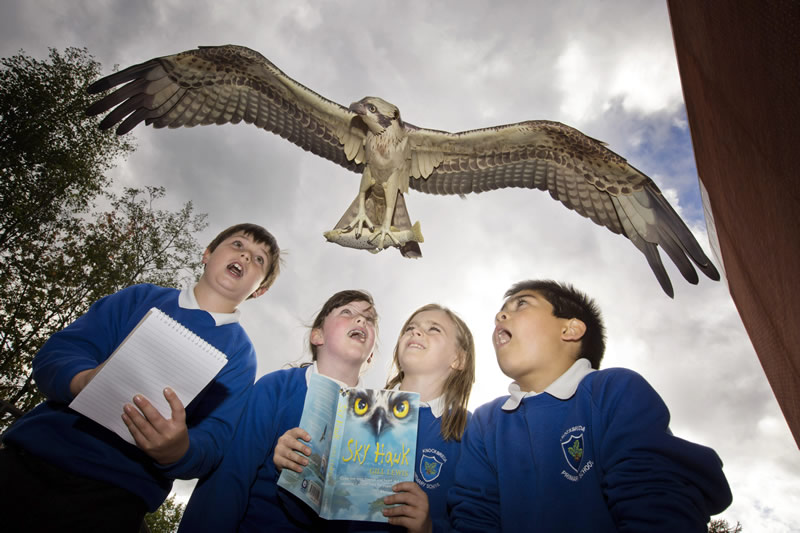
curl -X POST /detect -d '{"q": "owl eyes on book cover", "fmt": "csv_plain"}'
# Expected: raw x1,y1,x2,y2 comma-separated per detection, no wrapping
277,374,420,523
331,388,419,521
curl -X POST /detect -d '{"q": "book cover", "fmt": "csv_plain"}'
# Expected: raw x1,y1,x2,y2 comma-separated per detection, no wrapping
278,373,420,522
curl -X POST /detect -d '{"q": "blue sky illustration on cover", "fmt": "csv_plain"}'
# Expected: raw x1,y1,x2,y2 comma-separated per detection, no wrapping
277,374,340,513
327,388,419,522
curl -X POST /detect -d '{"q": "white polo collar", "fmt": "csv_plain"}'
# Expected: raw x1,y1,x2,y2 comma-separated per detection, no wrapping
502,359,595,411
304,361,364,389
178,283,241,326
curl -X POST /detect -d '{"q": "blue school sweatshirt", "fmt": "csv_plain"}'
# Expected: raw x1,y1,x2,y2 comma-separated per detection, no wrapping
2,284,257,511
448,367,732,532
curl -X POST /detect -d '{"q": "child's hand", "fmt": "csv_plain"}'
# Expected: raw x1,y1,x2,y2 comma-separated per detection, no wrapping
382,481,433,533
122,387,190,465
273,427,312,473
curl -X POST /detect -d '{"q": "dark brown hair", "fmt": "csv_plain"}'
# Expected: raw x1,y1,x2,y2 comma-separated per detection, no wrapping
504,280,606,369
308,290,378,362
207,223,281,294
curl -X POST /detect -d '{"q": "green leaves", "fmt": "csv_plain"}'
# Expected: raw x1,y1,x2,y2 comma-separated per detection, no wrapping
567,440,583,461
0,49,206,428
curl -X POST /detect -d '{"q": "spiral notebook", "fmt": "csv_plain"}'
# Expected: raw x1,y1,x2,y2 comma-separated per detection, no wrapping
69,307,228,445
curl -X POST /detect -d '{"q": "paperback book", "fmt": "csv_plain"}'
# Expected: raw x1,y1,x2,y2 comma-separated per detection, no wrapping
278,373,420,522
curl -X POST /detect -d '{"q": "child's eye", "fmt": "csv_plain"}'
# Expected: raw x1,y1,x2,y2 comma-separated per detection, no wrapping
341,308,352,315
255,256,264,265
404,325,415,332
429,326,441,333
232,240,242,247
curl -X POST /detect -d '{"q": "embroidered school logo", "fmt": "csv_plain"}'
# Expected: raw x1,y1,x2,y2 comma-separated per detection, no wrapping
420,453,444,483
561,433,584,473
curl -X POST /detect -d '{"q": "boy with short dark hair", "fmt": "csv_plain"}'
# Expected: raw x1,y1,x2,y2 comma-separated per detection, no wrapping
0,223,281,532
449,279,732,532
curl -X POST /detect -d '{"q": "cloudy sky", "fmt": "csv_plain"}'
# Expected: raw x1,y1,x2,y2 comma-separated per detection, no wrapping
3,1,798,530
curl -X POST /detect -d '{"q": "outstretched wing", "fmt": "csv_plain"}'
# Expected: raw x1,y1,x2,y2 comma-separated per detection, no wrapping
86,45,367,173
406,121,719,297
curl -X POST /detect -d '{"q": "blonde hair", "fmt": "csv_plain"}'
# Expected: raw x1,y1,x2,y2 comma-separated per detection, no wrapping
385,304,475,441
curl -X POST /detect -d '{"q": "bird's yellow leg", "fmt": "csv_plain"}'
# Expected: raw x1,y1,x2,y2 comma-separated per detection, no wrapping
368,173,402,250
343,169,376,239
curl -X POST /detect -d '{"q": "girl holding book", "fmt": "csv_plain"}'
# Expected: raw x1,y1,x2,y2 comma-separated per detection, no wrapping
178,290,378,533
275,303,476,533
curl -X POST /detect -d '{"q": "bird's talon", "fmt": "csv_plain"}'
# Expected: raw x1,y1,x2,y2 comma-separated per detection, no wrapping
367,227,401,249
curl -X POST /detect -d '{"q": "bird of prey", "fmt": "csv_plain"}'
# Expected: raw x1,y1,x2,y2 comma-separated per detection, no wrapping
86,44,719,297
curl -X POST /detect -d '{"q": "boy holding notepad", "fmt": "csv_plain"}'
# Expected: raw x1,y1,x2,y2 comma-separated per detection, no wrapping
0,223,280,532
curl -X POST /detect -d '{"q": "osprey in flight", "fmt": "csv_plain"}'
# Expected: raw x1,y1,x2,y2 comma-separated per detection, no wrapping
86,44,719,297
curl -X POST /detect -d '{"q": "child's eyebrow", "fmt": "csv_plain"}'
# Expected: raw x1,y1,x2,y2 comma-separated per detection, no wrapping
234,234,270,258
349,303,376,319
500,293,537,311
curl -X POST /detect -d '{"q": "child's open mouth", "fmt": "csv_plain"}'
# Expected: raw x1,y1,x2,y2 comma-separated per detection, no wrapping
348,328,367,342
227,262,243,278
495,327,511,346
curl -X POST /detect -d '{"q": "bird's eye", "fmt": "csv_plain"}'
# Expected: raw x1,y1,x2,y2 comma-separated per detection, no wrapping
367,104,377,113
354,397,369,416
392,400,410,419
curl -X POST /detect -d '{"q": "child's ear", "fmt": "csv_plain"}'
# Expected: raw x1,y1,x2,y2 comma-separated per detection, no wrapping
310,328,324,346
202,248,211,265
250,286,268,299
561,319,586,341
450,350,466,371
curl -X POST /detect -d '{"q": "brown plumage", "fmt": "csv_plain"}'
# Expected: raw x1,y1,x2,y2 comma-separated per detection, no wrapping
86,44,719,297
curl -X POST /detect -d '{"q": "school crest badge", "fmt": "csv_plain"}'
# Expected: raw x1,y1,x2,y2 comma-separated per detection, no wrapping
561,433,585,473
420,453,444,483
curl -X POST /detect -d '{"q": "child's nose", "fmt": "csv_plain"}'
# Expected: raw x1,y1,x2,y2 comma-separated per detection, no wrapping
496,310,508,322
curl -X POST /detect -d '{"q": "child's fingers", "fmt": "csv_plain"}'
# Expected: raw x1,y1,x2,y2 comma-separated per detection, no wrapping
122,404,154,445
275,454,306,473
122,412,145,445
384,481,425,505
286,427,312,442
383,482,430,532
393,481,423,495
383,504,432,533
274,428,313,473
163,387,186,424
277,430,312,456
132,394,166,428
383,491,417,507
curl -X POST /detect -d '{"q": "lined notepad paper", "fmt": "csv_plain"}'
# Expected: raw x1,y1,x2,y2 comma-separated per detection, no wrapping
69,307,228,445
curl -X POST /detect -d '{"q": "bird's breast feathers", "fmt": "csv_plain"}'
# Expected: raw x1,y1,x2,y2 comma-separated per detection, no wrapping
366,132,410,167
